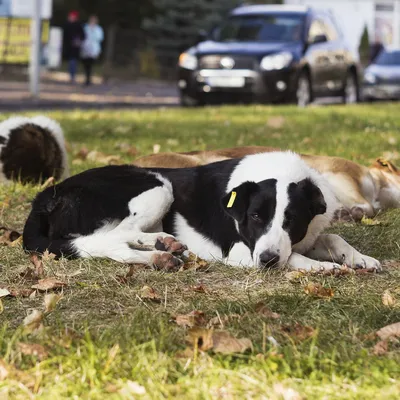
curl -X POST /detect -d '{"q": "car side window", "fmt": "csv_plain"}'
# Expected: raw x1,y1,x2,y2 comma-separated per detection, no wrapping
308,18,326,42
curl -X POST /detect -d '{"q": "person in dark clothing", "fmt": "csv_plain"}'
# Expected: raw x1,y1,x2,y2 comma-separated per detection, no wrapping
63,11,85,83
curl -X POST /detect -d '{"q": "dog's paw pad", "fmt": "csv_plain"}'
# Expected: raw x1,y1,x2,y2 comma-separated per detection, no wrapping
155,236,187,255
151,252,182,272
333,208,353,223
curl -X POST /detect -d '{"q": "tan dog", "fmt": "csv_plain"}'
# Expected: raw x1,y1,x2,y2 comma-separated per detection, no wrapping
133,146,400,220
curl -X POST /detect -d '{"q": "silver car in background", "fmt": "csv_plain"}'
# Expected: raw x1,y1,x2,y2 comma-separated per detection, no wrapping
363,48,400,101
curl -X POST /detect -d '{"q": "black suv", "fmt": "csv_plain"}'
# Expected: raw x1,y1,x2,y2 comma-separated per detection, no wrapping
177,5,361,106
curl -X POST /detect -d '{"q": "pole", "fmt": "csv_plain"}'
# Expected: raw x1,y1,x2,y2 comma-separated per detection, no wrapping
30,0,42,98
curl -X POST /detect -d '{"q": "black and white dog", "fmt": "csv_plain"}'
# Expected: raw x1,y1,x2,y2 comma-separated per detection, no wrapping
0,116,69,183
23,151,381,271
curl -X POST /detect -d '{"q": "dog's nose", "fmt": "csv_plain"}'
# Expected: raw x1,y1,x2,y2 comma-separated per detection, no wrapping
259,251,279,268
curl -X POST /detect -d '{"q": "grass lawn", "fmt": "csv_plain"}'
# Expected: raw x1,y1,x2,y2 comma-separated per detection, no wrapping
0,103,399,399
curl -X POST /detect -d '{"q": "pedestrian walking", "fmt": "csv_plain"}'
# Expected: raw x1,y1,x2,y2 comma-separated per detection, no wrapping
63,11,85,83
81,15,104,86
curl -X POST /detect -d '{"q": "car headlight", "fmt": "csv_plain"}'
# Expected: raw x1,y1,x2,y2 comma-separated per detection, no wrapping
179,53,198,70
364,72,377,84
260,52,293,70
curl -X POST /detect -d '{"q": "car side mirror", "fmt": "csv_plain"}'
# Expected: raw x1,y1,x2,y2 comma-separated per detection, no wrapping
310,34,328,45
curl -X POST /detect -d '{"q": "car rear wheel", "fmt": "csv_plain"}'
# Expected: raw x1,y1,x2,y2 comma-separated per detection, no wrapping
343,72,358,104
296,72,312,107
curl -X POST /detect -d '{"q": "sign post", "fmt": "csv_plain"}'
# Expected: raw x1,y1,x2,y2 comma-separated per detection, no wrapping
29,0,41,98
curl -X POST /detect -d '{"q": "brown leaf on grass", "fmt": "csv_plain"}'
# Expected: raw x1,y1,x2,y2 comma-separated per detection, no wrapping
186,283,209,294
42,250,56,261
187,328,252,354
139,285,161,302
266,116,285,129
281,323,316,341
382,290,396,307
30,254,44,277
255,302,280,319
373,340,388,356
7,288,34,298
181,251,209,271
285,270,306,282
173,311,207,328
17,342,48,360
354,267,380,275
86,150,122,165
304,282,334,299
31,277,66,291
44,293,62,313
76,147,89,160
116,264,142,283
0,226,21,245
376,322,400,341
0,359,9,381
23,310,44,334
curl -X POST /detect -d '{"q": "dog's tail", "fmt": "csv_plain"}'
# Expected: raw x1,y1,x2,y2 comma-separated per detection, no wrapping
0,116,69,184
22,189,77,258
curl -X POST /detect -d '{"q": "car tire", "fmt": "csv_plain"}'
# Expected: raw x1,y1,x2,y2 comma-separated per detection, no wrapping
342,72,358,104
180,92,203,107
296,72,312,107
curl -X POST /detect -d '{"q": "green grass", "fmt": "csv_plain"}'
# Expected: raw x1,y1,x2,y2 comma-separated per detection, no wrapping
1,104,400,399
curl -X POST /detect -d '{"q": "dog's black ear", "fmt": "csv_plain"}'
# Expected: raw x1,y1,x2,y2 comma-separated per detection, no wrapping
297,178,326,217
221,181,259,222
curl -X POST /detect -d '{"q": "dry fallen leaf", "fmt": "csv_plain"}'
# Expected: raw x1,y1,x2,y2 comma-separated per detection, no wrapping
23,310,44,334
266,115,285,129
207,313,242,328
174,311,207,328
86,150,121,165
304,282,334,299
17,342,48,360
31,277,66,291
281,323,316,341
0,226,21,246
373,340,388,356
285,270,306,282
255,302,280,319
139,285,161,302
187,283,209,293
30,254,44,277
44,293,62,313
187,328,252,354
0,288,10,298
361,216,381,226
181,251,209,271
7,288,35,298
382,290,396,307
376,322,400,341
42,250,57,261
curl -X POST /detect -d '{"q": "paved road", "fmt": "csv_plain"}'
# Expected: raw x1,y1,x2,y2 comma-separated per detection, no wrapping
0,72,341,111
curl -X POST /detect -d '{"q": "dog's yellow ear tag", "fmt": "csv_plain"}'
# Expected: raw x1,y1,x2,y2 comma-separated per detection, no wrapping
227,191,237,208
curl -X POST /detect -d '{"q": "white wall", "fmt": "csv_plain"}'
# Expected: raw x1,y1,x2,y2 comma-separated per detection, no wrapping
285,0,375,51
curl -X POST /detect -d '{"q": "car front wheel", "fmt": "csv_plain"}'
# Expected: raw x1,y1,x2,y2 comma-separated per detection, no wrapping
296,72,312,107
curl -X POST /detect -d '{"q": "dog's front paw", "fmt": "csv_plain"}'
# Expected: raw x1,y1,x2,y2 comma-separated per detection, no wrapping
346,253,382,272
155,236,187,255
150,252,183,272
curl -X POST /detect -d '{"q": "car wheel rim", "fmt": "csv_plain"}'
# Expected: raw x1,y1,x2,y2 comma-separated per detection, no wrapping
345,76,357,104
297,77,310,107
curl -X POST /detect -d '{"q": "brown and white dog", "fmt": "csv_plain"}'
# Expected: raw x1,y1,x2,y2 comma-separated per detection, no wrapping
133,146,400,220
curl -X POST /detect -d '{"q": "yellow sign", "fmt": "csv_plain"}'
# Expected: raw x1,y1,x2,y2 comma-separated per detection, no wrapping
0,17,49,64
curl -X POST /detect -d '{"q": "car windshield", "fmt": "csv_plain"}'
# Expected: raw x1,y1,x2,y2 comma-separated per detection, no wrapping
214,13,305,42
375,50,400,65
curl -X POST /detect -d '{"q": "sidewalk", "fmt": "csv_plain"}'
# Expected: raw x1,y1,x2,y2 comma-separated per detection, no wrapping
0,71,179,110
